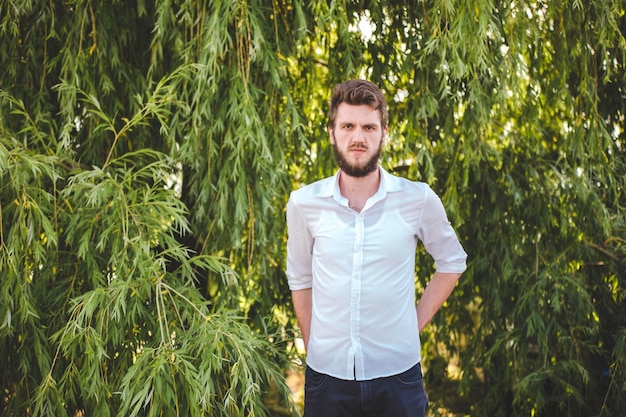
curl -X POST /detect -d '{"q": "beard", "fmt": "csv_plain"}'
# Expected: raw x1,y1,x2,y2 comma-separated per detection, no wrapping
332,138,382,178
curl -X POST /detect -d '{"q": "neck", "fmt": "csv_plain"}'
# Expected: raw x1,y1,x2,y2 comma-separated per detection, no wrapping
339,167,381,211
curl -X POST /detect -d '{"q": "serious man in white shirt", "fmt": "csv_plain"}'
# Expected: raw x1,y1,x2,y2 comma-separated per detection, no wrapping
286,79,467,417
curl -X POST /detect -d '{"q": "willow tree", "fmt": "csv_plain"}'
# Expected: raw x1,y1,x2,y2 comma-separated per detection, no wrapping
1,0,625,417
1,0,304,415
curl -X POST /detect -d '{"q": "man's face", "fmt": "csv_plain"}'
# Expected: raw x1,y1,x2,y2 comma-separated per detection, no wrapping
329,103,387,178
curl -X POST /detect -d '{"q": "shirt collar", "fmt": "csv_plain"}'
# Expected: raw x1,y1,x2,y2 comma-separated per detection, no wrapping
316,166,404,199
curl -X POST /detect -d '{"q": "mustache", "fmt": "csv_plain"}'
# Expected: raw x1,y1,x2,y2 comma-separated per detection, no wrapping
349,144,368,150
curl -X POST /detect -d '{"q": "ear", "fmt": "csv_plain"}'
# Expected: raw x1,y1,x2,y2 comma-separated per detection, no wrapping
328,126,335,145
382,127,388,145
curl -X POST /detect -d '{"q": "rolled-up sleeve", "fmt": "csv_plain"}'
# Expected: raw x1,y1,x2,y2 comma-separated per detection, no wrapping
419,187,467,273
286,193,314,290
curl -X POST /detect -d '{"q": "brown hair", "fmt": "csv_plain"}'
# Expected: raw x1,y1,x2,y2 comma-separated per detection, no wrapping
328,79,388,130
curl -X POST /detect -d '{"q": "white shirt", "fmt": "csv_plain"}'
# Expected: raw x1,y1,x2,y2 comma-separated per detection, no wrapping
286,167,467,381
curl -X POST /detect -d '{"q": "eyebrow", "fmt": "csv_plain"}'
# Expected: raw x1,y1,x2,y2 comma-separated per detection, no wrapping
338,122,379,129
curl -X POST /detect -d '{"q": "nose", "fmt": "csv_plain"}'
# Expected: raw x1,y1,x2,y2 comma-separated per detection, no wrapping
352,127,366,143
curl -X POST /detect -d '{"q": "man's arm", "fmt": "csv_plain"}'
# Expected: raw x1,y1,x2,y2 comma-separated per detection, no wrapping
292,288,312,351
416,271,462,332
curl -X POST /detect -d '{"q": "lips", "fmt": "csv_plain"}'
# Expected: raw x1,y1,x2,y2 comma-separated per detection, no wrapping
350,146,367,153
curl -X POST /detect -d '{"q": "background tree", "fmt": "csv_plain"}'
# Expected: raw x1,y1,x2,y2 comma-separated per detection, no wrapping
1,1,624,416
1,0,302,416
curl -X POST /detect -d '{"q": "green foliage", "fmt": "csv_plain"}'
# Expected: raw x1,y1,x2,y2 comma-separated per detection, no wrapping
0,14,297,413
1,0,625,416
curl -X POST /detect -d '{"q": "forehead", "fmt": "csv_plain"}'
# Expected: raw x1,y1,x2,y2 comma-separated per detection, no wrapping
335,103,382,126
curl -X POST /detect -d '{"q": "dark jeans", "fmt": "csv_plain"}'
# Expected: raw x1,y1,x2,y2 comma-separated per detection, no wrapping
303,363,428,417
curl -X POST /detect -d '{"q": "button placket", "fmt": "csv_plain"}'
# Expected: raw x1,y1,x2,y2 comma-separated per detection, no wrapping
350,213,365,378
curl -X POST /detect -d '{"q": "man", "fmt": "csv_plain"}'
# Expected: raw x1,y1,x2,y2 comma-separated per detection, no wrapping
286,79,467,417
